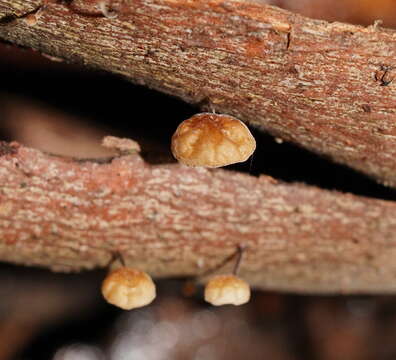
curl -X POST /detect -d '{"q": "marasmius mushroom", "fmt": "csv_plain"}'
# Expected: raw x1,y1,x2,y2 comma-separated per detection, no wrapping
204,245,251,306
171,113,256,168
102,267,156,310
204,274,251,306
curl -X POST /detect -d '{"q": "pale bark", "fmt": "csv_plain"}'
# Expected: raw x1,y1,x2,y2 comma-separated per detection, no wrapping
3,1,396,294
1,0,396,187
0,140,396,294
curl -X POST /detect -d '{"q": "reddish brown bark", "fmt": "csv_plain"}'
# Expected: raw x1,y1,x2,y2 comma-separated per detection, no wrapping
267,0,396,28
1,0,396,187
1,139,396,294
3,1,396,294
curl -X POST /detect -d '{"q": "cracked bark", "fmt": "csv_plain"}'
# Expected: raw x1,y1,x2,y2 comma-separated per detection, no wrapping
1,140,396,294
2,0,396,293
0,0,396,187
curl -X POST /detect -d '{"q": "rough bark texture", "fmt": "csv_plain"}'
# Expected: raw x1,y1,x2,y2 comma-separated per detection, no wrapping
1,140,396,294
3,0,396,294
1,0,396,187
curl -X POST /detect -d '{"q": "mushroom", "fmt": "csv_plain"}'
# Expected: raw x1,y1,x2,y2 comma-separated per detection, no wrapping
101,267,156,310
203,245,251,306
204,274,251,306
171,113,256,168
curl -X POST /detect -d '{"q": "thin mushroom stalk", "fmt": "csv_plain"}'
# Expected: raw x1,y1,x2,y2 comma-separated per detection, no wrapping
204,246,251,306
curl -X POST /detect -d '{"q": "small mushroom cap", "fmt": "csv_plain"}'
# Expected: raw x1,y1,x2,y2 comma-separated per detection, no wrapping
171,113,256,168
204,274,251,306
102,267,156,310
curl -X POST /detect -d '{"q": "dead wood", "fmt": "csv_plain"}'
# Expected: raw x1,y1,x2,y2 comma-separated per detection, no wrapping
1,0,396,187
0,140,395,294
3,1,396,294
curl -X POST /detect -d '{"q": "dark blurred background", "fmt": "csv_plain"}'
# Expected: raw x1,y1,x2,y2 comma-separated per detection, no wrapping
2,1,396,359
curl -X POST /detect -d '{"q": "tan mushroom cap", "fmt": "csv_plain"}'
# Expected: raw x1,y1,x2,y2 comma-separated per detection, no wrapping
102,267,156,310
171,113,256,168
204,274,251,306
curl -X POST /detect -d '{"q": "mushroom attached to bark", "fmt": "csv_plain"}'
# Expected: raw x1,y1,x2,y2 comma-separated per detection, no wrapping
204,274,251,306
102,267,156,310
171,113,256,168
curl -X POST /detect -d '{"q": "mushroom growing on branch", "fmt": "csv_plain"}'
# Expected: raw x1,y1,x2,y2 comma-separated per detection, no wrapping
101,267,156,310
204,274,251,306
204,245,251,306
171,113,256,168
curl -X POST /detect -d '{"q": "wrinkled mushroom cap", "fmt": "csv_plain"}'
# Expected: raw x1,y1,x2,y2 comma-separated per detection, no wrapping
204,274,251,306
102,267,156,310
171,113,256,168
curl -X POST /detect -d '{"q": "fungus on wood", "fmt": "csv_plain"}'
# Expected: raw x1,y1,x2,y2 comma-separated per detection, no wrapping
204,275,251,306
1,0,396,186
102,267,156,310
171,113,256,168
1,0,396,295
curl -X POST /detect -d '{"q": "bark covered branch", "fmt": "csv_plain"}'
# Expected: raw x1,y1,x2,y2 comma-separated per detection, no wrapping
1,0,396,187
1,140,396,294
3,1,396,294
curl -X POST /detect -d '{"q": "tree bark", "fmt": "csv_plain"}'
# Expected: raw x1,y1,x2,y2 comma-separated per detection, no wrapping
1,139,396,294
1,0,396,187
3,0,396,294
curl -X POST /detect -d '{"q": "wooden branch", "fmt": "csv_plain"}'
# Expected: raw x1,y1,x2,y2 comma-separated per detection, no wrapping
3,0,396,294
1,139,396,294
1,0,396,187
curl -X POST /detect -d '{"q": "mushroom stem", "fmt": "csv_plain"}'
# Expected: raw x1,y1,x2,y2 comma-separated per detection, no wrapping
117,252,126,267
195,244,245,280
232,244,246,276
198,250,238,279
107,251,126,268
